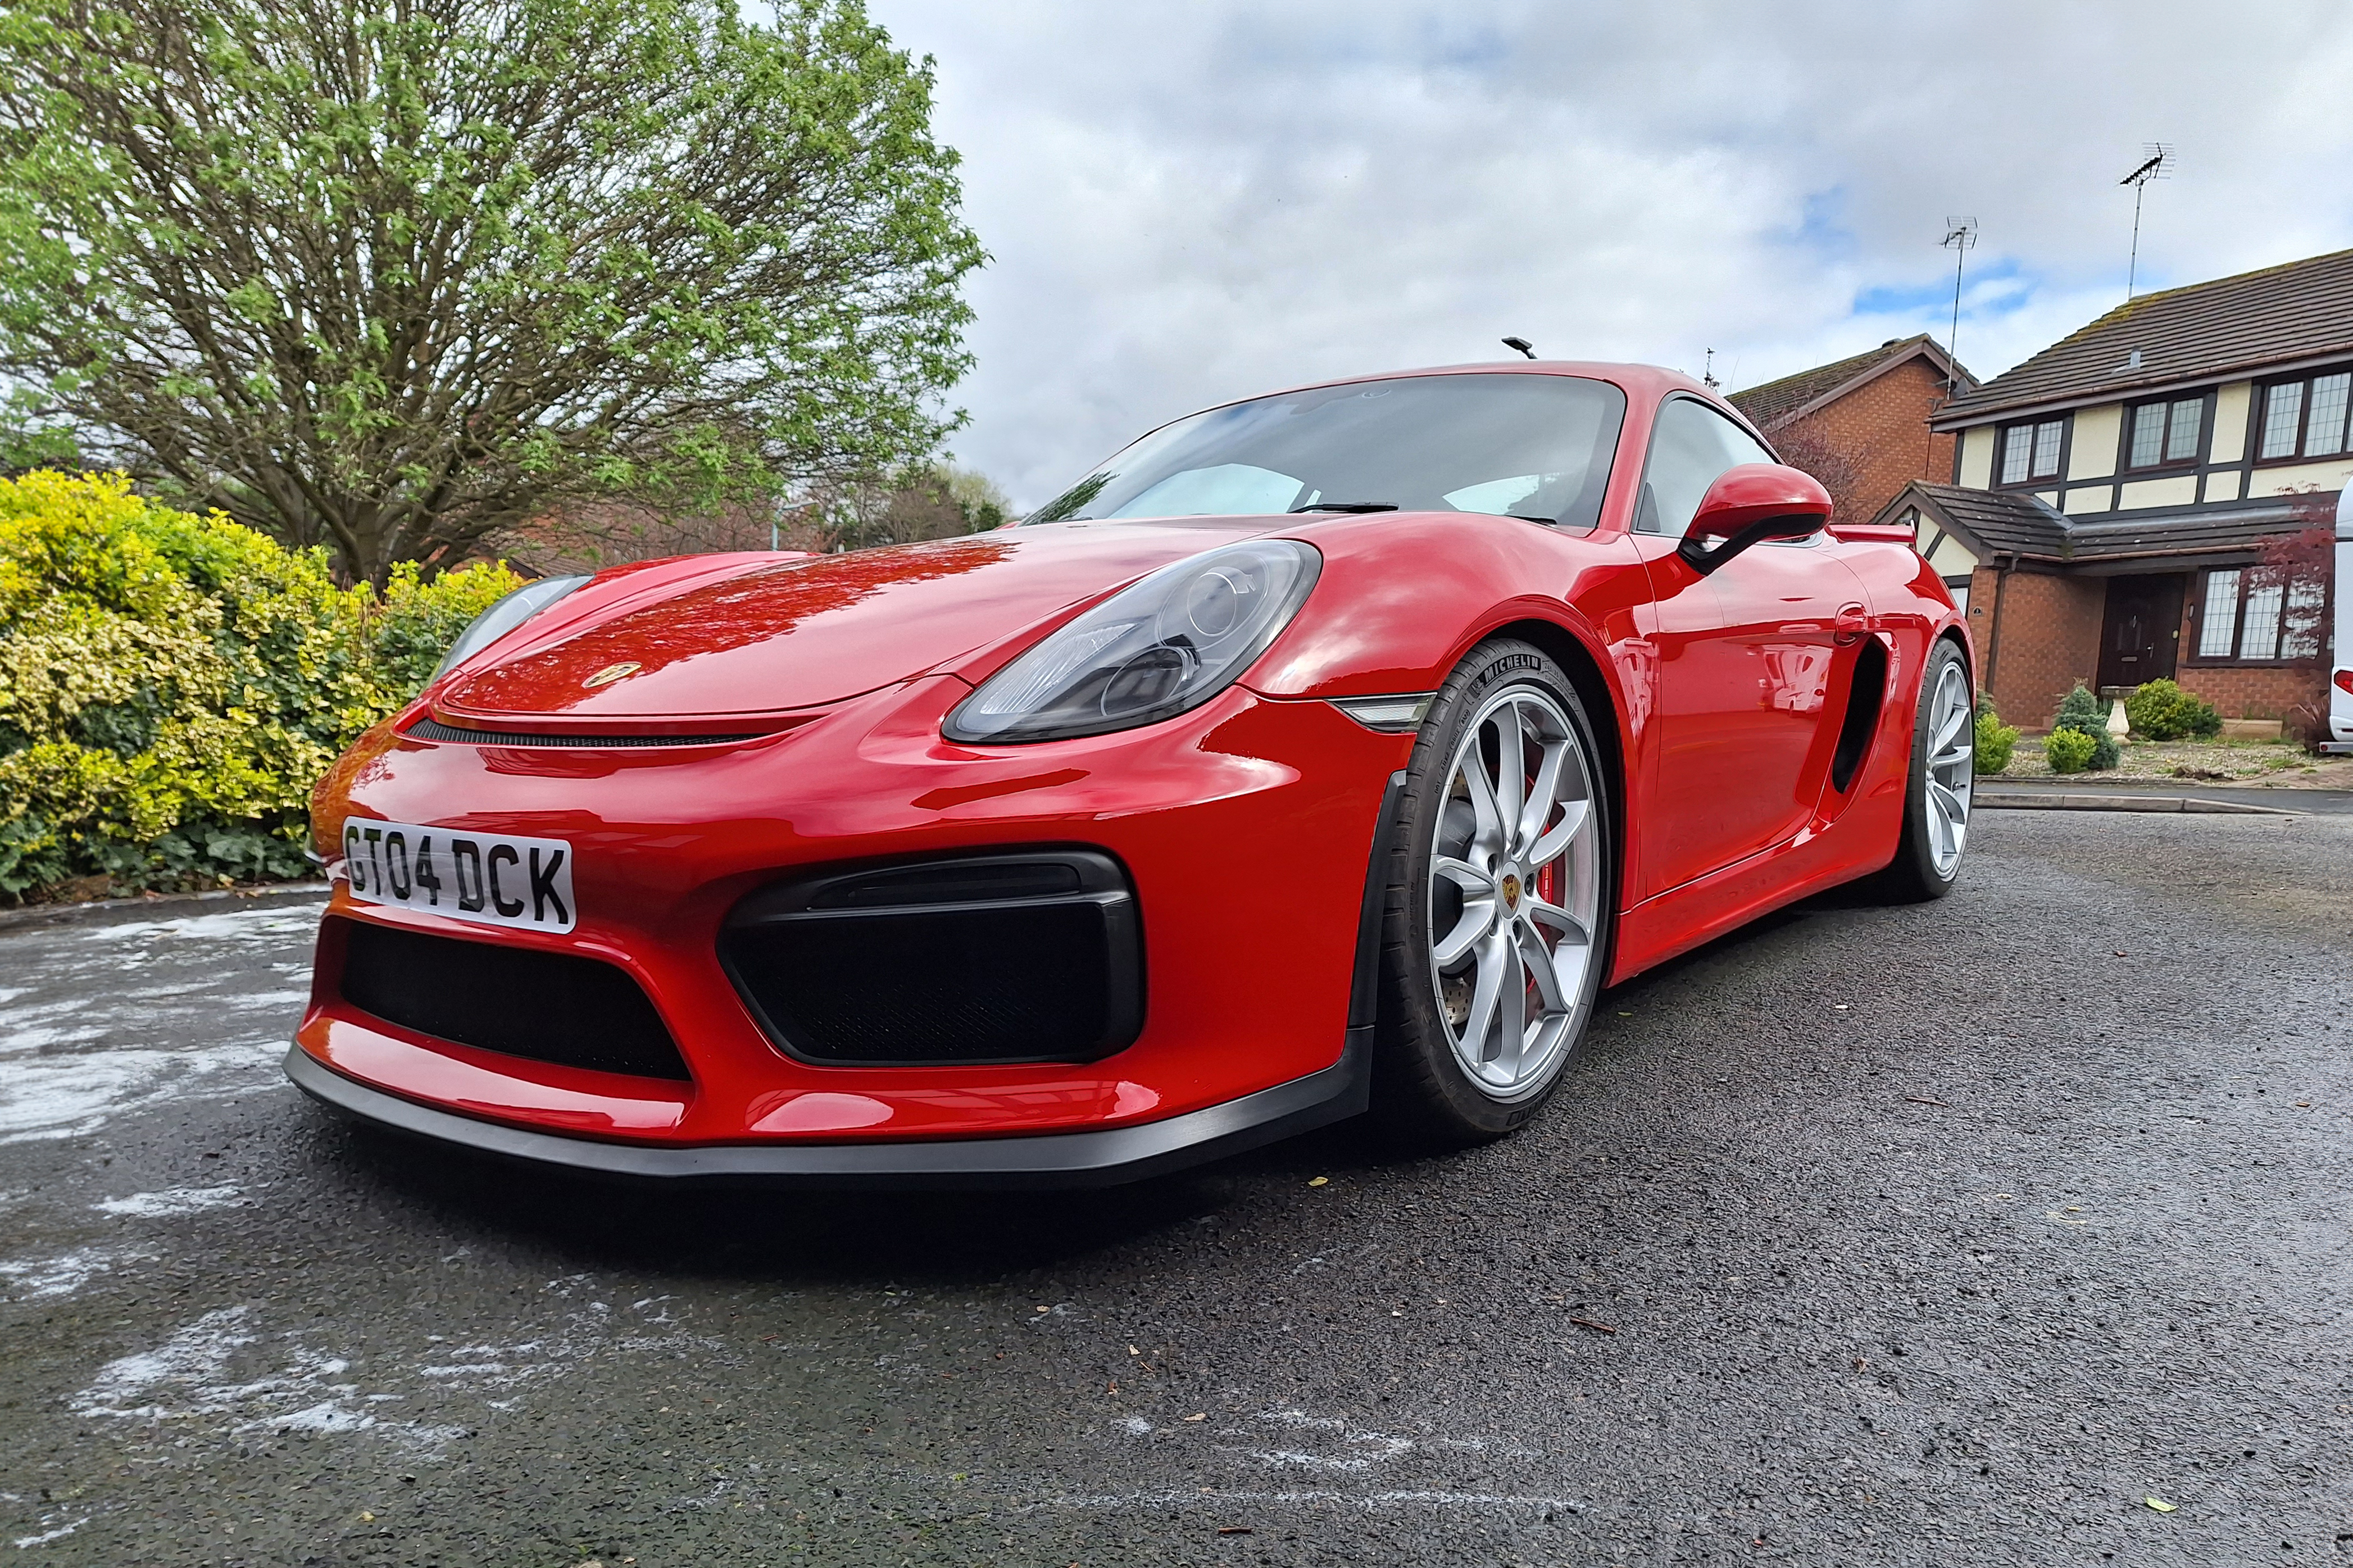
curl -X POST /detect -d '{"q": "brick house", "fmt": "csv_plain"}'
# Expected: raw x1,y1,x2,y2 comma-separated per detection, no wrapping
1727,333,1974,527
1877,250,2345,728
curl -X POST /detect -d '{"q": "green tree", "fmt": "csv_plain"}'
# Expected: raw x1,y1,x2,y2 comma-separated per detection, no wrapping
0,0,983,584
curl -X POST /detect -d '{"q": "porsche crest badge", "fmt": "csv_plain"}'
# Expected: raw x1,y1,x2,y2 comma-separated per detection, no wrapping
583,661,643,689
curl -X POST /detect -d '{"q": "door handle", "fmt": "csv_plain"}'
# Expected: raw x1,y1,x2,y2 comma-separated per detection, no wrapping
1834,603,1867,645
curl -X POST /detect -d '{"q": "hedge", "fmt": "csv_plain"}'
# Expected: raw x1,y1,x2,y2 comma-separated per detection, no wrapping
0,472,521,901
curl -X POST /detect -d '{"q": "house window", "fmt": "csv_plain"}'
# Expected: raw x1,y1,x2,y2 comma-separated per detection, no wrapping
2255,369,2353,460
2194,567,2331,662
2126,396,2204,468
1998,417,2064,485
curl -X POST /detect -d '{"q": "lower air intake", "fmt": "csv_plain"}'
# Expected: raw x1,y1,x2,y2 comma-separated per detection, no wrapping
337,918,691,1080
719,850,1145,1066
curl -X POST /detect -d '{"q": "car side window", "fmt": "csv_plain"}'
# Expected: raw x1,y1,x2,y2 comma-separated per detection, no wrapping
1634,396,1776,538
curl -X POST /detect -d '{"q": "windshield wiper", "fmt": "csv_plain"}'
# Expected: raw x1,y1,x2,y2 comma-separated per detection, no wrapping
1289,501,1398,513
1506,512,1555,525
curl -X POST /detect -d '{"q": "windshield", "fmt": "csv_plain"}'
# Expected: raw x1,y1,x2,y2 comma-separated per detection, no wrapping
1029,372,1627,529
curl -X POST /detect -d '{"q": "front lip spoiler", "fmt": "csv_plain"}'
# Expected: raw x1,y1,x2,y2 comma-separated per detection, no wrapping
282,1032,1369,1191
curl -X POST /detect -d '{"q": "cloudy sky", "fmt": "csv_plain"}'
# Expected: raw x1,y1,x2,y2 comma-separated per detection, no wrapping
866,1,2353,507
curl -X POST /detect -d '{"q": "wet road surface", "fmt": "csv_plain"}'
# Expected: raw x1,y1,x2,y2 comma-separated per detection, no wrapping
2,807,2349,1566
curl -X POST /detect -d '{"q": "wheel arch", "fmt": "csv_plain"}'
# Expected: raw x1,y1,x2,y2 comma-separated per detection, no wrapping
1934,621,1975,689
1478,616,1629,924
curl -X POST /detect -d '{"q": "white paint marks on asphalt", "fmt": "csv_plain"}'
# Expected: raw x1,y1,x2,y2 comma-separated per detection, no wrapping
79,906,325,947
0,1037,288,1144
0,902,325,1143
74,1305,260,1420
11,1515,91,1548
65,1277,713,1452
224,988,313,1012
0,1242,158,1299
70,1305,457,1447
1224,1408,1416,1472
1023,1488,1580,1516
93,1185,244,1217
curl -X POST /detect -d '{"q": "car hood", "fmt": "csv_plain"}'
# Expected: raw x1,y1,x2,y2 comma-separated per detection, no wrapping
434,517,1290,726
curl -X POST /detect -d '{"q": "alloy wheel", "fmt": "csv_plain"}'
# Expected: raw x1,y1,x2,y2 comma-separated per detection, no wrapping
1427,685,1601,1101
1924,659,1974,876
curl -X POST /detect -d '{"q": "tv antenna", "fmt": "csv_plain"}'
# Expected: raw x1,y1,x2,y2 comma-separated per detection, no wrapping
2120,144,2172,298
1702,348,1720,390
1940,216,1978,387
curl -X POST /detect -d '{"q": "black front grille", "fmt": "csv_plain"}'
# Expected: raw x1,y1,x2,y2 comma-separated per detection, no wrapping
719,851,1145,1066
406,719,757,748
337,919,691,1080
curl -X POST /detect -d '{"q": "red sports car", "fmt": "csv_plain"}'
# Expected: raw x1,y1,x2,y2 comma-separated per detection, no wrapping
288,361,1974,1186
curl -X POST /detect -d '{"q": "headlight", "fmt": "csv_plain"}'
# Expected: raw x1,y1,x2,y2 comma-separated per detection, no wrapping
944,539,1321,743
432,574,592,680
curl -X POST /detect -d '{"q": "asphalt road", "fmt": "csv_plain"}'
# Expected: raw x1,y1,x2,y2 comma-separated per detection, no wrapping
3,807,2349,1567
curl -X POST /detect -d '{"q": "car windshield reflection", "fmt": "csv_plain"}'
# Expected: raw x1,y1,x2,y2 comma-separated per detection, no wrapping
1030,372,1627,530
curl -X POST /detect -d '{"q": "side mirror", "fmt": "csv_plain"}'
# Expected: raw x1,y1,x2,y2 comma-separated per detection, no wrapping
1675,463,1833,574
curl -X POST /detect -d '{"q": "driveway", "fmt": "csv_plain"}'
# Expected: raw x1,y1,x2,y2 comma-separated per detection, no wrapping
2,808,2348,1566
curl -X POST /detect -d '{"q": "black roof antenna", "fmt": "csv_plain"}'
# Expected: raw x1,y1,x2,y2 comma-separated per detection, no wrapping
1501,336,1536,360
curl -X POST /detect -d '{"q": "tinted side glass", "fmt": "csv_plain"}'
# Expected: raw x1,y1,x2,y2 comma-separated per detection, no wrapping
1635,397,1775,537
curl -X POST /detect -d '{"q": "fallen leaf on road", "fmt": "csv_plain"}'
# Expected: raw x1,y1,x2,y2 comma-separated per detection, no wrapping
1182,1412,1206,1421
2146,1497,2176,1512
1904,1096,1950,1107
1569,1317,1618,1334
1307,1176,1329,1187
1217,1525,1253,1535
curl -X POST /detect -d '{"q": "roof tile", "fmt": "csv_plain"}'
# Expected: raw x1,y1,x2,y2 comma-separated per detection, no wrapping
1937,248,2353,424
1728,334,1966,429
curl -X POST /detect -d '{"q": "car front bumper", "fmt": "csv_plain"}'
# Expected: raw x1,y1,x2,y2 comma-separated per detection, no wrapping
290,675,1409,1179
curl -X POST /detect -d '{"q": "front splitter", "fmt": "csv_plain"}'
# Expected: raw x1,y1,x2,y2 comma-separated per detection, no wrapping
283,1036,1368,1190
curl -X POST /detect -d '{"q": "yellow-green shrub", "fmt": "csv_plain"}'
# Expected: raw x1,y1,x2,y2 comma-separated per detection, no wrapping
2044,727,2098,774
0,472,521,899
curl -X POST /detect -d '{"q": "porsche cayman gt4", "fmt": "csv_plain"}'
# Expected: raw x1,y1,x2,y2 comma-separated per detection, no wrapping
288,361,1974,1186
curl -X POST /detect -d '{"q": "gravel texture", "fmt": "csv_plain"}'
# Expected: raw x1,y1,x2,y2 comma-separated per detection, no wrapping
1995,735,2352,789
1,810,2347,1566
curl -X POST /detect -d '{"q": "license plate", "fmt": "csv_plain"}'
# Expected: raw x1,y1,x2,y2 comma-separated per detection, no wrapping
339,819,576,934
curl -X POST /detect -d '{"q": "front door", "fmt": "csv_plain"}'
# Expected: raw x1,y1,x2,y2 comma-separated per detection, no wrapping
1641,538,1869,895
2095,574,2184,689
1629,394,1869,898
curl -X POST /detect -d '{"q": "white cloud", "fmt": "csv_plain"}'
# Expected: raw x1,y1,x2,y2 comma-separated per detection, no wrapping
868,0,2353,504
